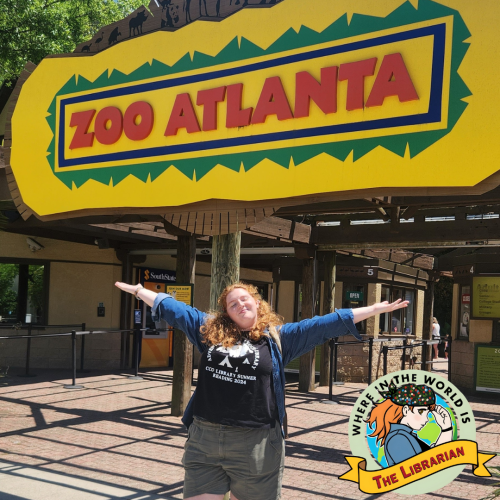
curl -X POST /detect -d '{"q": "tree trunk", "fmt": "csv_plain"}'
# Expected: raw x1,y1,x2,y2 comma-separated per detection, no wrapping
210,233,241,310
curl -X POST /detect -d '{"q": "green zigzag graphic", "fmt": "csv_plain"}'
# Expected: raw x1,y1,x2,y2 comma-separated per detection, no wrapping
46,0,472,189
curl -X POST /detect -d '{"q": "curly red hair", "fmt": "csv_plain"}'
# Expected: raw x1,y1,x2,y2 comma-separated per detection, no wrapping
200,282,284,348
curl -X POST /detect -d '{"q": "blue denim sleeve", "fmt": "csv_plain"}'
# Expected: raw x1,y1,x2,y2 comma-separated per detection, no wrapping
385,434,420,465
279,309,361,366
151,293,207,352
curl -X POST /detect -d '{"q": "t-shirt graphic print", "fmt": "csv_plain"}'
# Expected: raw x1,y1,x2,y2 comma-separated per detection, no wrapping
194,337,277,428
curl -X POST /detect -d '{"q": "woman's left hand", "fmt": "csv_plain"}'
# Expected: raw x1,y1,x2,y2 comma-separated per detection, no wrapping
373,299,410,315
352,299,409,324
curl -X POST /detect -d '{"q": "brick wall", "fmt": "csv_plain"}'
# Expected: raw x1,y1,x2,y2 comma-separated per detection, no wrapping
333,336,424,383
450,340,475,390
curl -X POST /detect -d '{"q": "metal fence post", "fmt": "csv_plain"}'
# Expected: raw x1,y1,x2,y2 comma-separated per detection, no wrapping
333,337,338,383
383,345,388,376
79,322,89,373
328,338,334,400
130,326,143,380
421,340,428,371
368,338,373,385
20,323,36,377
64,331,84,389
401,339,407,371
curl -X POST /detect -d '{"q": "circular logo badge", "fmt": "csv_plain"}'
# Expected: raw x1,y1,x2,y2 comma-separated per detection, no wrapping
341,370,493,495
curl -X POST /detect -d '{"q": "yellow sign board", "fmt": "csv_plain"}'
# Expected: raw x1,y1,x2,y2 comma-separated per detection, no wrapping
9,0,496,217
472,277,500,319
166,285,193,306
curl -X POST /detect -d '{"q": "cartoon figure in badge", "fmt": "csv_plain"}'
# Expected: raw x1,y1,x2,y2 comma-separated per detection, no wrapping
366,381,454,467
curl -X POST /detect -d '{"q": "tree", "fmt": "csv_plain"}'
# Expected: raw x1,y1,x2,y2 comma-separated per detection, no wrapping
0,263,18,320
0,0,143,86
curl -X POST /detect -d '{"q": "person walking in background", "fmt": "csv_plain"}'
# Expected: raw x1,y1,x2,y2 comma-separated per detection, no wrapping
115,280,408,500
432,317,440,359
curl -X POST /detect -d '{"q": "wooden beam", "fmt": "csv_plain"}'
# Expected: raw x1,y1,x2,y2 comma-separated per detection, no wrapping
171,234,197,417
246,217,311,243
299,256,319,393
314,218,500,247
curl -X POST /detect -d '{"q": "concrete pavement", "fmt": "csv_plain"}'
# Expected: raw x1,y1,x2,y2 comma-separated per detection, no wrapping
0,368,498,500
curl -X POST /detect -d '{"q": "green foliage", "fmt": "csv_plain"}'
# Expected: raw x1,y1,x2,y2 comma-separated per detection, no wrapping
0,0,143,86
28,265,44,318
0,263,18,320
434,276,454,336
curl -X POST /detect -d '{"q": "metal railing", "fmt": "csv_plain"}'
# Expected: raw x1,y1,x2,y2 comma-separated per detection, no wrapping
0,324,164,389
382,337,452,381
327,336,385,401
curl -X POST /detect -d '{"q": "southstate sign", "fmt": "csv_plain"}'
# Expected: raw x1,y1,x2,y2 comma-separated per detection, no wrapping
10,0,479,217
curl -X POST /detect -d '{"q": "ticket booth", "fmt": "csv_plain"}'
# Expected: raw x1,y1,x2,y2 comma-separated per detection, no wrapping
137,267,176,368
450,254,500,394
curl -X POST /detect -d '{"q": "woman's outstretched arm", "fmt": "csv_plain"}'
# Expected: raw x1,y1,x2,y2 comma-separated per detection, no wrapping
352,299,409,323
115,282,156,307
114,281,207,351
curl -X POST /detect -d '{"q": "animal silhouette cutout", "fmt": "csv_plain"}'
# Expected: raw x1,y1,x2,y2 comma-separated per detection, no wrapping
108,27,121,45
159,0,170,10
95,32,104,50
167,0,186,26
130,10,148,37
199,0,208,16
81,43,92,52
186,0,193,22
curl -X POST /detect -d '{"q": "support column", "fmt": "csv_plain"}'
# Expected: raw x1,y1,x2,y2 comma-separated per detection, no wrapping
320,252,336,386
171,234,197,416
119,253,133,369
299,256,318,392
210,233,241,310
422,273,437,372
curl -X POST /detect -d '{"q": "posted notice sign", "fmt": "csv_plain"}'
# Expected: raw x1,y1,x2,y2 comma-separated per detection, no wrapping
475,345,500,394
166,284,193,307
472,277,500,319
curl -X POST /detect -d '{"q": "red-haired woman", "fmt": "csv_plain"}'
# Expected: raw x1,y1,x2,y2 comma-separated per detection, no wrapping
366,381,453,467
115,281,408,500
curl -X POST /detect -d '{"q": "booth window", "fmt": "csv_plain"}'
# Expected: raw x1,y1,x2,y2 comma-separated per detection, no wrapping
380,286,416,335
0,262,48,324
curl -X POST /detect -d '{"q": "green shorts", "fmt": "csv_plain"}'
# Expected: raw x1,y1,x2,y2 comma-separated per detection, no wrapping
182,417,285,500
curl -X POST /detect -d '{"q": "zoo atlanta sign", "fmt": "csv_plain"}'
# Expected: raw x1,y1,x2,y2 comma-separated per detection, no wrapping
9,0,497,218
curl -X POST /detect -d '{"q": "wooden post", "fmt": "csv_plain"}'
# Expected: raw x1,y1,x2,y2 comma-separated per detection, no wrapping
299,256,318,392
210,233,241,310
422,274,437,372
119,252,133,369
320,251,336,386
171,234,197,417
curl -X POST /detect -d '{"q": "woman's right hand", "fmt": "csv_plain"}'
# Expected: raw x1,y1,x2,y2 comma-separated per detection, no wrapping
115,282,142,296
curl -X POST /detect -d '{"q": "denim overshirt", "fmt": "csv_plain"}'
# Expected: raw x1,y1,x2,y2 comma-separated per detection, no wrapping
151,293,361,435
385,423,428,466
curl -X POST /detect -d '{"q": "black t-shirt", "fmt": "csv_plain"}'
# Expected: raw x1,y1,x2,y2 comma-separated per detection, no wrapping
193,336,277,428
